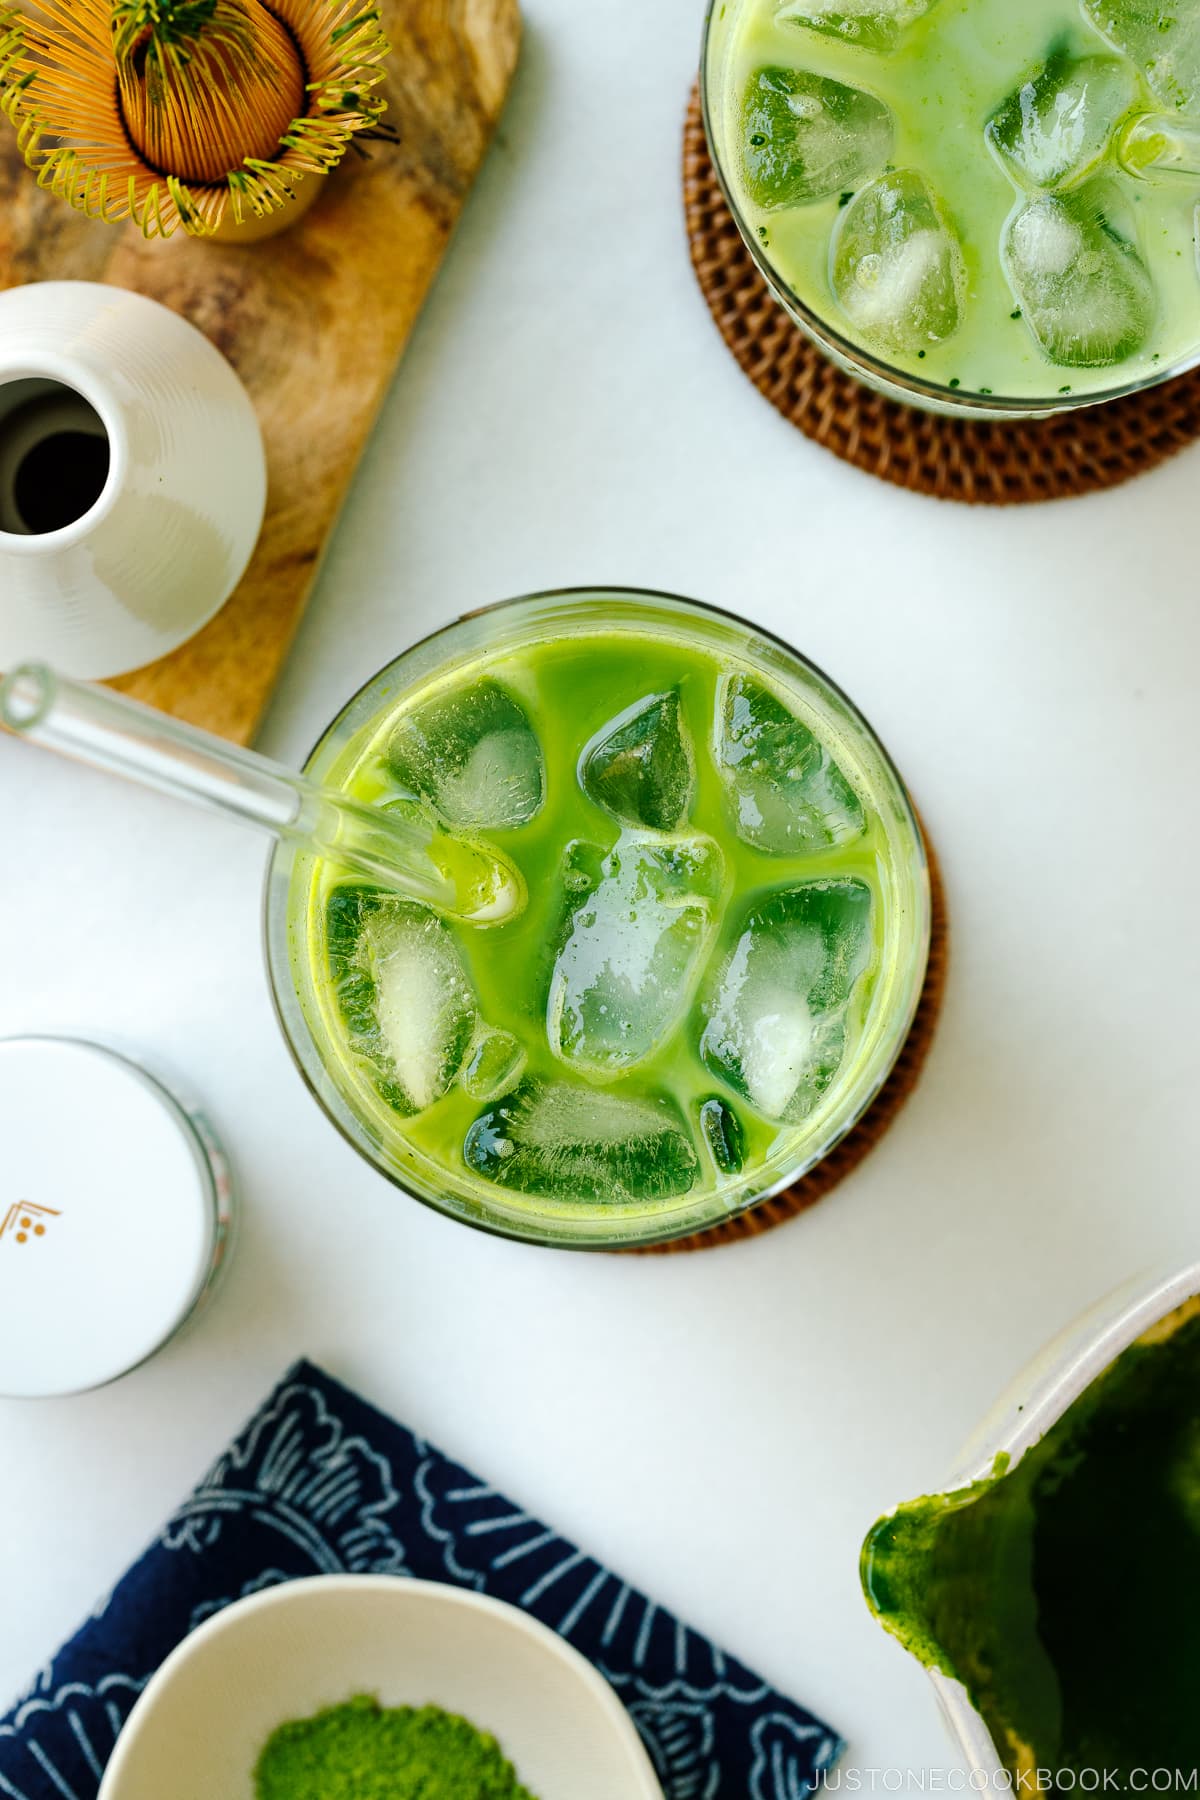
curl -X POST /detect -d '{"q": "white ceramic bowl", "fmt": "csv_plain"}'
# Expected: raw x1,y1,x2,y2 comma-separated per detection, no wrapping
903,1261,1200,1776
97,1575,664,1800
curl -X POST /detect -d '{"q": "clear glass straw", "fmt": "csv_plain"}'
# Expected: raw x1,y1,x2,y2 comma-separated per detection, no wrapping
1118,112,1200,180
0,664,522,925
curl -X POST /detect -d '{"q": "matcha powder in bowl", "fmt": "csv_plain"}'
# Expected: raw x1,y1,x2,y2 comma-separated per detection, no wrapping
255,1695,540,1799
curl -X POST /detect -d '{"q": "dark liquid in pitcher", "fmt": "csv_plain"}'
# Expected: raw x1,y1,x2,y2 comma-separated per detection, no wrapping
13,429,110,534
0,386,111,536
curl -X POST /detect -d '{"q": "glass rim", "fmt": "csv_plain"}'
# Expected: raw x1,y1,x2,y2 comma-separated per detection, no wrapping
697,0,1200,419
263,585,932,1250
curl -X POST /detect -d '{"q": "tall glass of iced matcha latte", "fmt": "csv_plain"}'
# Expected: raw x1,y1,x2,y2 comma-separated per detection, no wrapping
266,592,929,1248
703,0,1200,414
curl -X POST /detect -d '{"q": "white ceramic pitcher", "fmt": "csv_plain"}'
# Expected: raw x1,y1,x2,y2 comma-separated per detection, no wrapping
889,1260,1200,1779
0,281,266,680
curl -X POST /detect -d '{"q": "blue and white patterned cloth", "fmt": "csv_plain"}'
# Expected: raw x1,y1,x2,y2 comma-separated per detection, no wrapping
0,1361,842,1799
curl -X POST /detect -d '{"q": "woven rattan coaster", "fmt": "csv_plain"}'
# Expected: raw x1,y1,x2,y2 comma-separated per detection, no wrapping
684,87,1200,504
631,842,947,1256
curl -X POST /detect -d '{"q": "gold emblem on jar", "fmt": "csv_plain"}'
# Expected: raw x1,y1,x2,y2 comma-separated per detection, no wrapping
0,1202,61,1247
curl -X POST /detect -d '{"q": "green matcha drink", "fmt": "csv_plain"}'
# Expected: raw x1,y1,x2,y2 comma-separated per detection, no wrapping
704,0,1200,408
268,592,929,1248
862,1297,1200,1781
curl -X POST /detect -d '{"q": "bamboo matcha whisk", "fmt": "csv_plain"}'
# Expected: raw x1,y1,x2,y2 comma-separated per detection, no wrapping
0,0,391,240
114,1,306,187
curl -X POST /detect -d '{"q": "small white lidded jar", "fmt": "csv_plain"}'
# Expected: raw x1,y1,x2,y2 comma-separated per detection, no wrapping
0,1037,234,1399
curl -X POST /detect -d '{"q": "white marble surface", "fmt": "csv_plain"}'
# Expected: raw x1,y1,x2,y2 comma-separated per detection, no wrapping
3,0,1200,1776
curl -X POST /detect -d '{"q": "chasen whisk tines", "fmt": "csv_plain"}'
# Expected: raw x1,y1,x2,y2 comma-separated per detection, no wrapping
0,0,391,240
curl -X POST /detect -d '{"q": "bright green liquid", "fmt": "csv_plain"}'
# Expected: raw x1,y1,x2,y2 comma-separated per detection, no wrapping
295,621,921,1235
862,1300,1200,1780
710,0,1200,401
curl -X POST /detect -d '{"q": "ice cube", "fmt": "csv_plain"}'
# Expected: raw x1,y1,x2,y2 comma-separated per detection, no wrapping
463,1079,700,1204
715,674,865,855
700,879,873,1123
385,678,545,832
1002,181,1155,367
699,1096,747,1175
548,834,725,1078
986,48,1137,191
738,67,894,211
777,0,940,51
580,690,694,832
326,886,477,1115
1083,0,1200,112
462,1029,526,1101
831,170,966,354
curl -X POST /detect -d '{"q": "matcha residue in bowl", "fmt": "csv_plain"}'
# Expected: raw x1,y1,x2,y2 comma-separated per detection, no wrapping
861,1300,1200,1781
254,1695,540,1799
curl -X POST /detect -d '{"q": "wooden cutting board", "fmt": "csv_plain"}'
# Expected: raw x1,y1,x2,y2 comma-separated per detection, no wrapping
0,0,522,744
